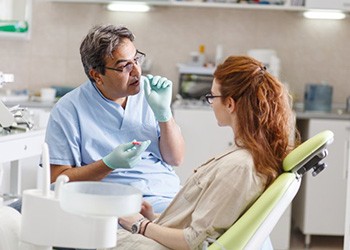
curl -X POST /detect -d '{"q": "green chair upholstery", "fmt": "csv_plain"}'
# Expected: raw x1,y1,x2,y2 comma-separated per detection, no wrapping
208,130,334,250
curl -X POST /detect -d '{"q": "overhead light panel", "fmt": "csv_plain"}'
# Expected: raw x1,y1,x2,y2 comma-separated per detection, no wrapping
107,2,151,12
303,10,346,20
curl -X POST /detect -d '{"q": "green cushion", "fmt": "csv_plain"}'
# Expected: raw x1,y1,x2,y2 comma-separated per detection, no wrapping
283,130,334,172
208,130,334,250
208,173,297,250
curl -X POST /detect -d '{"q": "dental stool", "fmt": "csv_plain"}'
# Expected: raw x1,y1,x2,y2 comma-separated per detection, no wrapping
207,130,334,250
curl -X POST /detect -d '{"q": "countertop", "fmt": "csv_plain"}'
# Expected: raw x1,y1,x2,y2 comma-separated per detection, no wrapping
3,100,56,109
4,99,350,120
294,110,350,120
172,100,350,120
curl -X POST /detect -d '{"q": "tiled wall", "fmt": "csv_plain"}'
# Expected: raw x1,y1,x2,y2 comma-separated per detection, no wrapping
0,0,349,104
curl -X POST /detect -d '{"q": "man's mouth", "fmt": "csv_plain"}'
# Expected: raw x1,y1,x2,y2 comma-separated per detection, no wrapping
130,77,140,86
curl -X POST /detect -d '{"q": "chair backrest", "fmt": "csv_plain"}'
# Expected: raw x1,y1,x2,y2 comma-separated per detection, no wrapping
208,130,334,250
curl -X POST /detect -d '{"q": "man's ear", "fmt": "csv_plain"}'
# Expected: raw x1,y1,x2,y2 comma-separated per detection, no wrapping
89,69,102,85
226,97,236,113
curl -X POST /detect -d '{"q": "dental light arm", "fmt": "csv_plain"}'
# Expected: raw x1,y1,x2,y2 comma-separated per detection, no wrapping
0,72,33,130
0,100,15,128
0,72,16,128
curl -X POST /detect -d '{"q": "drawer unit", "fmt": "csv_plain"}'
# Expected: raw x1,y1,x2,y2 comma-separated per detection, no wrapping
0,130,45,163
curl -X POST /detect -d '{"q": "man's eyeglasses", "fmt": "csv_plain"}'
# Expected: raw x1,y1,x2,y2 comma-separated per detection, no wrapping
105,50,146,73
205,93,223,104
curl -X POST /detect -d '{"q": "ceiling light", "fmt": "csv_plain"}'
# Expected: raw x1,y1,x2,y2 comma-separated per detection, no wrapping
107,2,151,12
303,10,346,20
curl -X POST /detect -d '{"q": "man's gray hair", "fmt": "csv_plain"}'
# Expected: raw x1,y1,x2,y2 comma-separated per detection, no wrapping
80,24,135,82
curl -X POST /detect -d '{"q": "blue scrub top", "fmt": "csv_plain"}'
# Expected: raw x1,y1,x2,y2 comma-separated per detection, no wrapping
45,81,180,198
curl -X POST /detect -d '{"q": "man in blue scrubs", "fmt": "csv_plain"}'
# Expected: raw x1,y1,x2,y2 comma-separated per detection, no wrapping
45,24,185,213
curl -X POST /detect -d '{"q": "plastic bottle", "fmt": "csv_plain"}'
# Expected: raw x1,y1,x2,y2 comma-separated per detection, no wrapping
198,44,206,67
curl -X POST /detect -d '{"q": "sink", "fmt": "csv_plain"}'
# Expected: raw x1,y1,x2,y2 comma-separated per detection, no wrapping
60,182,142,217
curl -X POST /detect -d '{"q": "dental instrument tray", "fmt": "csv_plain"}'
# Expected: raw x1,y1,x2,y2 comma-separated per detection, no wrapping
60,181,142,217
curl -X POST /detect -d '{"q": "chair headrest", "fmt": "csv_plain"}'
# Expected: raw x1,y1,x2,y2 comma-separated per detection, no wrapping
282,130,334,173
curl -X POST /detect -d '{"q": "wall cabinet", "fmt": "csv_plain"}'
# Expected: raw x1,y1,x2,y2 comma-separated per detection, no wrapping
49,0,306,11
305,0,350,10
173,107,292,250
293,118,350,247
0,0,32,40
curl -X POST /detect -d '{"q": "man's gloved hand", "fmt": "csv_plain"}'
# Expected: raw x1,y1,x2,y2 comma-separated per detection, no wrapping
143,74,173,122
103,140,151,170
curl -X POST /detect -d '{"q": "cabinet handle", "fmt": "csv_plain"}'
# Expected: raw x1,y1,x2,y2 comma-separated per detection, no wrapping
344,131,350,180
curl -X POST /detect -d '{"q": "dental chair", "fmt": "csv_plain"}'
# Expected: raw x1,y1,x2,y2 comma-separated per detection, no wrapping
208,130,334,250
0,131,333,250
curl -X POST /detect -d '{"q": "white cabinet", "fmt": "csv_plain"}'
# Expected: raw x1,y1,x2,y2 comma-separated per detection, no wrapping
50,0,307,11
173,106,292,250
0,129,46,200
0,0,32,40
293,118,350,247
173,107,232,184
305,0,350,10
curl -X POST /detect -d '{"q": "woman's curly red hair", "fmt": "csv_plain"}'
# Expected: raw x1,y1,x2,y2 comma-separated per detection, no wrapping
214,56,300,188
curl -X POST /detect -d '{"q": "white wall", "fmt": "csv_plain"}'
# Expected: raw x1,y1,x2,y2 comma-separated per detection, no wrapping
0,0,349,104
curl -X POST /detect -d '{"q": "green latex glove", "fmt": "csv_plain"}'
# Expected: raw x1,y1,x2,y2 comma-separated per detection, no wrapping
143,74,173,122
103,140,151,169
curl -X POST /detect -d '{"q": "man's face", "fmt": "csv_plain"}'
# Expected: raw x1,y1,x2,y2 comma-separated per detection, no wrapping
92,38,142,103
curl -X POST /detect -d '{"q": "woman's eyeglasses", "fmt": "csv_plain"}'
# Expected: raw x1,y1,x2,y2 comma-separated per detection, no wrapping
105,50,146,73
205,93,223,104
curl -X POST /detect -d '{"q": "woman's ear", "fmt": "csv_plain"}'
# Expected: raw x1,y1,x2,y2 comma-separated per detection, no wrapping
89,69,102,85
226,97,236,113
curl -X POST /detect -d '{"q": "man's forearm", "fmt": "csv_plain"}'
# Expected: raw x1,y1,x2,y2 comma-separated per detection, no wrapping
159,117,185,166
50,160,113,183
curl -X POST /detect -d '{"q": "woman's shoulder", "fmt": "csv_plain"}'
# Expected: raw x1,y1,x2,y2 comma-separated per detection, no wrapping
216,145,254,168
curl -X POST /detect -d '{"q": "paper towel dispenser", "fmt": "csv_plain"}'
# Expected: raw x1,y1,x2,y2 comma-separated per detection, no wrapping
304,83,333,112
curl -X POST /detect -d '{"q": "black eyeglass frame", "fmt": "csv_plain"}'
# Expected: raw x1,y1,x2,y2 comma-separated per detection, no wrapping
205,93,223,104
104,50,146,73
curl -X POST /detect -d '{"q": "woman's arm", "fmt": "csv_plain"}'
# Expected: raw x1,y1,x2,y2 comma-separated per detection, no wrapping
119,214,190,250
143,222,190,250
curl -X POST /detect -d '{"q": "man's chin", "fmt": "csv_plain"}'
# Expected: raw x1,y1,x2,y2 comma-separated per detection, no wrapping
129,85,141,95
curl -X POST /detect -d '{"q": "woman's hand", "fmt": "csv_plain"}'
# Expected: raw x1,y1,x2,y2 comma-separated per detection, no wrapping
118,213,144,231
141,200,156,221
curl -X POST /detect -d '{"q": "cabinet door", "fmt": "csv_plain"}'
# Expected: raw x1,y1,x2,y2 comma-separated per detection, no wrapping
173,108,232,184
295,119,350,235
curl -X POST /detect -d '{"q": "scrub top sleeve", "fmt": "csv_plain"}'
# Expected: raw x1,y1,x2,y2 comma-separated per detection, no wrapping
45,106,81,166
183,165,260,249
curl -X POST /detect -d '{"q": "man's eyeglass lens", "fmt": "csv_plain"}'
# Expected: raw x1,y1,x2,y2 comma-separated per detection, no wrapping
105,50,146,73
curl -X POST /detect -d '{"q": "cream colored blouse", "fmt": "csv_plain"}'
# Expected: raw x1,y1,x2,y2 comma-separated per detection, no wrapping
104,144,265,250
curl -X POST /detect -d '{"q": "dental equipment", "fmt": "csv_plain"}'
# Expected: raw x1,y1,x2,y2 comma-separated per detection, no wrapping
1,142,143,250
0,71,33,131
0,72,14,87
0,71,16,128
